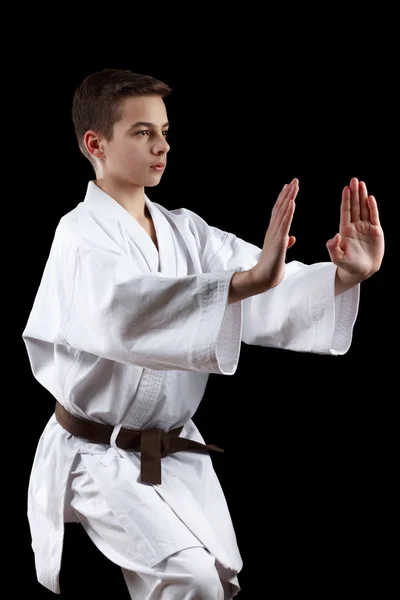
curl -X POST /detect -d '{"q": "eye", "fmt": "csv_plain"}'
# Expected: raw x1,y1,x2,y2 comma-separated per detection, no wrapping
162,130,169,137
136,130,149,136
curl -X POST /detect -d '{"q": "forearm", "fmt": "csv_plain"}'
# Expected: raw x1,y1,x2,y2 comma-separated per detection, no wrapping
334,267,363,296
230,266,363,302
228,269,267,304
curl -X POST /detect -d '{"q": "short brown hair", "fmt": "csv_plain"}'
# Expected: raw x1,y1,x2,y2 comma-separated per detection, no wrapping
72,68,172,164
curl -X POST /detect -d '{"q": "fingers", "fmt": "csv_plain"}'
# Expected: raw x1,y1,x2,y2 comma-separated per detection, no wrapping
359,181,370,220
275,178,299,208
350,177,360,221
282,190,296,227
278,182,297,234
368,195,381,227
274,179,298,219
341,185,351,225
346,178,377,225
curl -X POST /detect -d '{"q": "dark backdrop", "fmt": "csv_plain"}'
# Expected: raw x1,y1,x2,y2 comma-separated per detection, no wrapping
13,32,396,599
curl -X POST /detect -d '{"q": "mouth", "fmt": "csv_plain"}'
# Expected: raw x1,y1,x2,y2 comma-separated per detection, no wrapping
150,163,165,172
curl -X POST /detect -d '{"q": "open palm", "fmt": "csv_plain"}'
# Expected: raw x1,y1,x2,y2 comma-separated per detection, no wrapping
326,177,384,278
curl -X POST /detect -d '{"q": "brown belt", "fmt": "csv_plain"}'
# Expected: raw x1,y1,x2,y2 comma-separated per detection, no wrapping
55,401,224,485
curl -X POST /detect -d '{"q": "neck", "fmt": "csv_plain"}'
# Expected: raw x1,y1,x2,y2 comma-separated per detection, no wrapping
95,177,147,220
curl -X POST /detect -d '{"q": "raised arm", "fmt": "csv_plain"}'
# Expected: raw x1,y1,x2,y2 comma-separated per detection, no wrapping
228,177,384,304
229,178,298,303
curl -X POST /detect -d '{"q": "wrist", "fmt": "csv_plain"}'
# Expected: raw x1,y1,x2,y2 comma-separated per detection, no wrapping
228,268,268,304
335,267,364,296
248,266,272,295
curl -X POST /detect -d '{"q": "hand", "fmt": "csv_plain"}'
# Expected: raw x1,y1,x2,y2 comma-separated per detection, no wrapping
251,178,298,290
326,177,384,281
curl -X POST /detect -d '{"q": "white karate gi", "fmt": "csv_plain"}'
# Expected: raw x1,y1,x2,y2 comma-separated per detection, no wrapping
22,181,360,596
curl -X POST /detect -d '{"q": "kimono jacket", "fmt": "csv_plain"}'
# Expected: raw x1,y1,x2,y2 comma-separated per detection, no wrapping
22,180,360,593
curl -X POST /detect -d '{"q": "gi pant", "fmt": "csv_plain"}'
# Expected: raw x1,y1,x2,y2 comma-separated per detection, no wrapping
69,456,237,599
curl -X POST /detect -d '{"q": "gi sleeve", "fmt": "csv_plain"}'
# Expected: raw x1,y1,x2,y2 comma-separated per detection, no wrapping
23,240,242,374
191,214,360,355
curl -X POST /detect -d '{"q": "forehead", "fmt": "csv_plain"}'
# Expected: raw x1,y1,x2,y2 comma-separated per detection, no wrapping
117,95,168,125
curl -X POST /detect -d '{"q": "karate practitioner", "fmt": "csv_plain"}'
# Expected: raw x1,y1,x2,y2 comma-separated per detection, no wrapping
22,68,385,599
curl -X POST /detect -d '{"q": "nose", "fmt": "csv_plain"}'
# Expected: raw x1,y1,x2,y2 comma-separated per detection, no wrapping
152,136,170,156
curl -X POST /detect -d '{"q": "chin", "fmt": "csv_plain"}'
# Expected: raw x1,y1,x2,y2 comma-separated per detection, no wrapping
145,178,163,187
144,181,160,187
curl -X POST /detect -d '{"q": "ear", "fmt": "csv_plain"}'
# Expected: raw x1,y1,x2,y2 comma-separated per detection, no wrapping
83,130,105,160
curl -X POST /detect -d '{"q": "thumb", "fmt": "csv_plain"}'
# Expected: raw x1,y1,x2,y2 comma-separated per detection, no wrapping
326,232,340,249
287,235,296,249
326,233,343,262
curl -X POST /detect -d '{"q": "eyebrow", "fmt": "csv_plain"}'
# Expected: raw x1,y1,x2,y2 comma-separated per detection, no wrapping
128,121,169,130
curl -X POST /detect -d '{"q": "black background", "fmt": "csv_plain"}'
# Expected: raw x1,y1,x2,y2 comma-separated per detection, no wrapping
11,16,396,599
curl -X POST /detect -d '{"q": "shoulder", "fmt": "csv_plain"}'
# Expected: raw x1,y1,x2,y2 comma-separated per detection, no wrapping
46,206,84,256
53,200,122,259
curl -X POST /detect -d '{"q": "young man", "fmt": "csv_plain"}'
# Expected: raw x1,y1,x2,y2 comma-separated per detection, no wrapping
22,68,384,599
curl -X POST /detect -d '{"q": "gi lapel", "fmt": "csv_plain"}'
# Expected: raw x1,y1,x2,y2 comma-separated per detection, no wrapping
83,181,160,273
145,196,177,278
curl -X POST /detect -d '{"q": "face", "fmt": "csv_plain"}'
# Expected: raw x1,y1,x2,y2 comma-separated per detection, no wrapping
85,95,170,188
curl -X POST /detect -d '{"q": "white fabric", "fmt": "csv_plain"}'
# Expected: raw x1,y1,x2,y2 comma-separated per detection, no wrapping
22,180,360,594
70,455,236,598
121,549,233,599
110,424,122,446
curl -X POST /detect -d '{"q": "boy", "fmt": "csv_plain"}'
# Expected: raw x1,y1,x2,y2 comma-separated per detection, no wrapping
22,68,384,599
